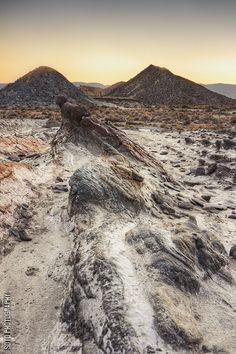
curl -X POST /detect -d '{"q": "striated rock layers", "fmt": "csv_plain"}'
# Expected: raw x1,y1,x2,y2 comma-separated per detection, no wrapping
51,97,236,354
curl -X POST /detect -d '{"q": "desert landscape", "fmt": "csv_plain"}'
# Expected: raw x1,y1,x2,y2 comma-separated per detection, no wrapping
1,0,236,353
0,64,235,354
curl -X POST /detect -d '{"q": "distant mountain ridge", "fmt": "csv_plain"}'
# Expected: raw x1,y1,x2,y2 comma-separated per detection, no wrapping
203,83,236,99
0,84,7,90
73,82,108,89
107,65,235,106
0,66,91,107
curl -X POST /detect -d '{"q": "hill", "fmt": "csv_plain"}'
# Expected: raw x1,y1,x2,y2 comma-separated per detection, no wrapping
107,65,235,106
79,85,104,97
0,66,90,107
203,83,236,99
102,81,126,96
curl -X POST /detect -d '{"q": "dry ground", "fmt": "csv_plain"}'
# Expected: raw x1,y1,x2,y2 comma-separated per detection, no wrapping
0,105,235,354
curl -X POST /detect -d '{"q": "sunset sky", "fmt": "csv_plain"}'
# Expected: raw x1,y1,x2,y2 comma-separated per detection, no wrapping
1,0,236,84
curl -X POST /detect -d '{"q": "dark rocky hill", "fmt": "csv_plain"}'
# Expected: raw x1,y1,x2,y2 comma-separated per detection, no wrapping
0,66,91,107
107,65,235,106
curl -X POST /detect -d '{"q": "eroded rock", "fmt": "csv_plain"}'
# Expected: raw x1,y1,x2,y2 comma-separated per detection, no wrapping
69,164,145,216
51,98,236,353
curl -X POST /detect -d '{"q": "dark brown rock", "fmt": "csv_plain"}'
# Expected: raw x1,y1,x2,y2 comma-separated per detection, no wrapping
131,170,144,182
215,140,221,151
56,95,67,108
185,137,194,145
201,195,211,202
177,201,192,210
61,102,90,125
195,167,206,176
200,139,211,147
207,163,217,175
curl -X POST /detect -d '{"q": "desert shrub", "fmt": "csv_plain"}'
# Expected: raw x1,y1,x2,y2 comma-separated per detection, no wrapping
6,111,19,119
205,107,213,112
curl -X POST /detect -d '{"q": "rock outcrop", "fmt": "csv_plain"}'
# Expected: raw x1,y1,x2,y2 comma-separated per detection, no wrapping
49,97,236,353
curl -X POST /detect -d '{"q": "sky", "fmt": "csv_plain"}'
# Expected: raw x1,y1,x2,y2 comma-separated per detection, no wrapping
0,0,236,84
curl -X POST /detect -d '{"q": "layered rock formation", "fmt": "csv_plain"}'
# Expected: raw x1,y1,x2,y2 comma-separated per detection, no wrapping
50,97,236,353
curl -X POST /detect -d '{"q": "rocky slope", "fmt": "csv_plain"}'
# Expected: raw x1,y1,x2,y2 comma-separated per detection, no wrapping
0,99,235,353
0,67,91,108
107,65,235,106
102,81,126,96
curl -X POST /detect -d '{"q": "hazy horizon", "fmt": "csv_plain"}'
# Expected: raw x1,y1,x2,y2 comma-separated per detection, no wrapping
0,65,236,87
1,0,236,84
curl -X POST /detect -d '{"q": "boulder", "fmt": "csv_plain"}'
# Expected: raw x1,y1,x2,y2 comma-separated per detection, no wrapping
185,137,194,145
229,245,236,260
195,167,206,176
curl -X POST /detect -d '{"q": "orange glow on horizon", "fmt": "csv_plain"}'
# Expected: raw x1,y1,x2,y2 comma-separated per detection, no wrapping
1,0,236,85
1,59,236,86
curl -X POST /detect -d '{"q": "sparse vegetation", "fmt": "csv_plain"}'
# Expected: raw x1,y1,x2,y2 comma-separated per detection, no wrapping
92,102,236,131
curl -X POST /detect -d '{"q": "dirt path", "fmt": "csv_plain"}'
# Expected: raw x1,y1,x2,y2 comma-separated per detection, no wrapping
0,138,84,354
0,157,74,353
